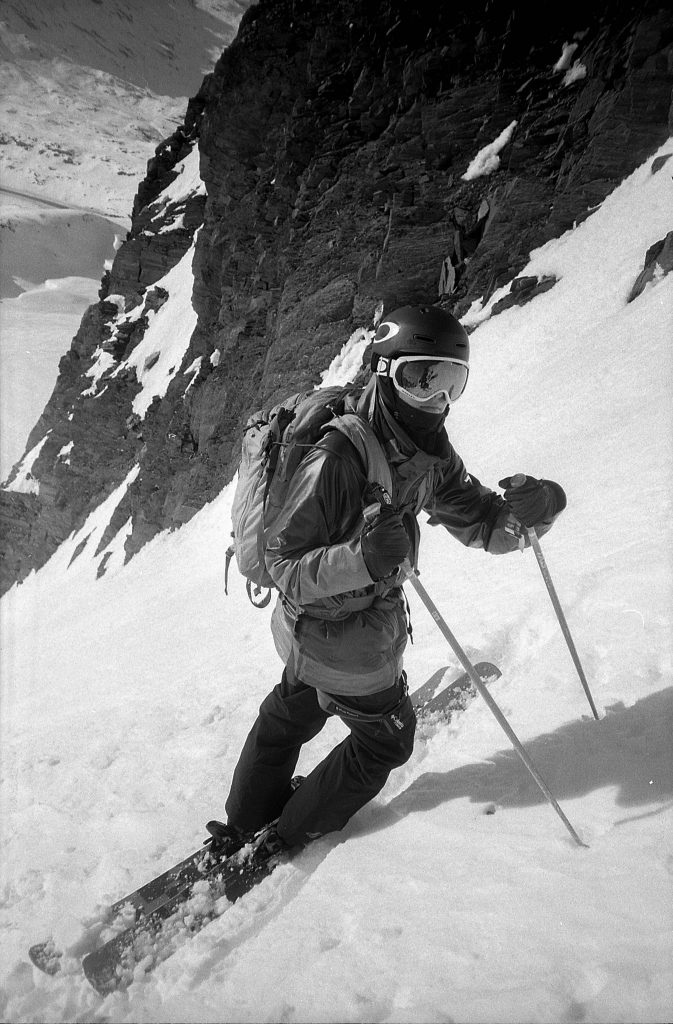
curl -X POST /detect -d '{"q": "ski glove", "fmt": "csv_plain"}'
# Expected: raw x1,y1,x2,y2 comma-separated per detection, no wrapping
361,509,411,581
499,475,567,528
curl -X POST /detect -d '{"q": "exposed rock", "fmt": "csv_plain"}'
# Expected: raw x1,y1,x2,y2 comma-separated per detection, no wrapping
651,154,672,174
2,0,672,593
628,231,673,302
491,275,558,316
0,492,41,595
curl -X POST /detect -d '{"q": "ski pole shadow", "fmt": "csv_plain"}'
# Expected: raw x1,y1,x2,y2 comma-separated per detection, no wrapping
355,685,673,837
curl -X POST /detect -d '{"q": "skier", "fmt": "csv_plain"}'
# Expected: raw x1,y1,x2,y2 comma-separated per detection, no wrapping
211,305,566,856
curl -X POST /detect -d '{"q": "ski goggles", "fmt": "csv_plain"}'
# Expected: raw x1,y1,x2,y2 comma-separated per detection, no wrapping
384,355,469,405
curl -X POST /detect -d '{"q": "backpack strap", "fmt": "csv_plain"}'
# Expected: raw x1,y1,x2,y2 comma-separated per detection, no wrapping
327,413,393,501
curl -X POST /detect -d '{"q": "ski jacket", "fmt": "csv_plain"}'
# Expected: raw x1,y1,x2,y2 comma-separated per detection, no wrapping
266,378,559,696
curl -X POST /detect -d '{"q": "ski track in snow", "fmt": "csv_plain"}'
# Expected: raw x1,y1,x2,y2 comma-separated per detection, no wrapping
1,142,672,1023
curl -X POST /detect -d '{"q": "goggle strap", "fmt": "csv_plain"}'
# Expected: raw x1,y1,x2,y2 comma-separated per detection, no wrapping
376,355,467,372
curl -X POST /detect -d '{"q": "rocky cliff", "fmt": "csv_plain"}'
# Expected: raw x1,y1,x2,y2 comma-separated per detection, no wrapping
1,0,672,594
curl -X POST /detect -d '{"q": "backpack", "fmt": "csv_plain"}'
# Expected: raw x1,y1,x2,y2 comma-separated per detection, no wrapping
225,385,393,607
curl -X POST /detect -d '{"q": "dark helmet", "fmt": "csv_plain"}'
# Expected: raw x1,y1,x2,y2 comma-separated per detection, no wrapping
370,305,470,370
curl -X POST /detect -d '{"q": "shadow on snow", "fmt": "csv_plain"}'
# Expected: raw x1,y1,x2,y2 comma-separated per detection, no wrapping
358,685,673,834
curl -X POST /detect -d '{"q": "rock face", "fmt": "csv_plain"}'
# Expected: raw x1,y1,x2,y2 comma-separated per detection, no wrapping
628,227,673,301
1,0,672,593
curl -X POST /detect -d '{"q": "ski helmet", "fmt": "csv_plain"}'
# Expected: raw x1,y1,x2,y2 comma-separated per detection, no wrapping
371,305,470,364
371,305,470,405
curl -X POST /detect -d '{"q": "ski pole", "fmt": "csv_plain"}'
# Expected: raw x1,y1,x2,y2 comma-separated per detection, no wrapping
508,475,600,721
407,572,588,848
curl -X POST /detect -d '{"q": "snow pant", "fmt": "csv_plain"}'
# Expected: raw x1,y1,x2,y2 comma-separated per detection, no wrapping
225,658,416,847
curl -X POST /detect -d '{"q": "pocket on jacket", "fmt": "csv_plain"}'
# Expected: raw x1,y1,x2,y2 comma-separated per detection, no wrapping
297,600,407,675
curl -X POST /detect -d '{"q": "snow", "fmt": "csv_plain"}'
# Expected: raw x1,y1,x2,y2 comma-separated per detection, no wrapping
56,442,74,466
148,148,206,213
112,232,200,418
462,121,518,181
80,226,202,413
184,357,204,395
1,142,672,1022
0,273,103,480
4,432,51,494
0,0,247,481
83,352,118,396
0,191,122,479
563,62,588,87
319,327,374,387
0,1,245,219
143,148,207,236
84,298,148,397
553,42,580,73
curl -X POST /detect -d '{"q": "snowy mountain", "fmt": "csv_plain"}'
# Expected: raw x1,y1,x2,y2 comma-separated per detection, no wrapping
0,0,249,216
1,1,672,1018
3,0,671,596
0,0,251,477
1,135,672,1023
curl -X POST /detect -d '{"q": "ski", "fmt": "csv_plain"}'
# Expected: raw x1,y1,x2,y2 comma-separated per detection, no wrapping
411,661,501,717
29,660,501,991
28,836,245,978
82,828,285,994
28,939,64,977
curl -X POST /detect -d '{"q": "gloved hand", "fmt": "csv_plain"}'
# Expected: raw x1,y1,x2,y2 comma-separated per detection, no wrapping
499,474,567,528
361,508,411,581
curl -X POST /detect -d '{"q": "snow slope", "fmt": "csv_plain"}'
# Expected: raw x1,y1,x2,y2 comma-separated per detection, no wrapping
0,0,249,217
0,274,100,479
0,190,127,477
0,143,672,1023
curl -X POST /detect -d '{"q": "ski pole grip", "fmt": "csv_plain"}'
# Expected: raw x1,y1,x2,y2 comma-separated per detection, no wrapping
510,473,527,489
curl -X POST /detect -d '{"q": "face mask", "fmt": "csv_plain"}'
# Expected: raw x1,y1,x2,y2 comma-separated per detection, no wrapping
374,376,449,440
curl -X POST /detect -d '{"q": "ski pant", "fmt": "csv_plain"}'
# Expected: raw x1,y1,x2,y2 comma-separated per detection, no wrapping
225,658,416,847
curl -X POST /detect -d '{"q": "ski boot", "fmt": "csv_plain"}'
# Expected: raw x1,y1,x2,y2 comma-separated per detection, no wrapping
253,824,289,859
205,776,304,860
203,820,251,860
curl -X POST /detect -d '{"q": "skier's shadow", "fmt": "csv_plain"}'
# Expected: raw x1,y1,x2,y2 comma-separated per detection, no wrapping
355,685,673,836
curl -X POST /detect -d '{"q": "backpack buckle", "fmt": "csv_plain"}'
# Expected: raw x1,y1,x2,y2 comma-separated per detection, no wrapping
246,579,272,608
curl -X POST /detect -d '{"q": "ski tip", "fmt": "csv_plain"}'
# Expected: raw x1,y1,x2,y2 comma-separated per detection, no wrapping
82,951,128,996
28,940,63,976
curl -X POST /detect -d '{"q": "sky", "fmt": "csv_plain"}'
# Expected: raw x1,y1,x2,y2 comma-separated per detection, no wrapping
1,137,671,1023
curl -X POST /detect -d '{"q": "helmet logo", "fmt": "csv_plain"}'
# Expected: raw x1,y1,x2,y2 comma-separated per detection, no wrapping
375,321,401,342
